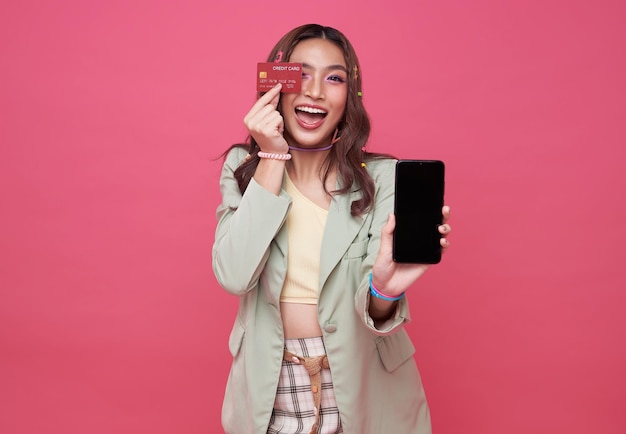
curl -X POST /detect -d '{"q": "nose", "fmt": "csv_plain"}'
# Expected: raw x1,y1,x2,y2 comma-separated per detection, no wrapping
303,74,324,100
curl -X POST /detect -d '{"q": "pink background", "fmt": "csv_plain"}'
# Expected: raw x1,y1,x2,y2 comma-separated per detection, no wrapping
1,1,625,433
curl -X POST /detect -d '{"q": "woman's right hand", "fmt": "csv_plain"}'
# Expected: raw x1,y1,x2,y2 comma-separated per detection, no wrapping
243,83,288,153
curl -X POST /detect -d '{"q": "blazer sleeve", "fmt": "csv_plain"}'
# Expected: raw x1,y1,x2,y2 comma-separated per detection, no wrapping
212,147,292,296
355,159,412,336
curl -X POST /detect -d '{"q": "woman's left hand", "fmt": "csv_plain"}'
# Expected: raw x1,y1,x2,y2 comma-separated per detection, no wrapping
371,206,451,297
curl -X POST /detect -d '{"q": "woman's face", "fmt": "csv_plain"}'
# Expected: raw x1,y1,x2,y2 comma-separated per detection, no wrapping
280,38,348,149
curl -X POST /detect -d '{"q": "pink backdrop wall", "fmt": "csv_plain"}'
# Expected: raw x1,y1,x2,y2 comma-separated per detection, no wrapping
1,1,625,433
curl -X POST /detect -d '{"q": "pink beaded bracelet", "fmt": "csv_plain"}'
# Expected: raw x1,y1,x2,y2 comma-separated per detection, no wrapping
258,151,292,160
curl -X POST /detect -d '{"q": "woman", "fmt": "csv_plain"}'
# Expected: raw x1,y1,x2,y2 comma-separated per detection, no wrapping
213,24,451,434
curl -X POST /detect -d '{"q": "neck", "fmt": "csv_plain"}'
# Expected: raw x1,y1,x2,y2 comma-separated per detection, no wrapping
287,151,333,184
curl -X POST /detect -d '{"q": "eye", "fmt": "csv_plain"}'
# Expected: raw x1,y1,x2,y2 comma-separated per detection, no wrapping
327,75,346,83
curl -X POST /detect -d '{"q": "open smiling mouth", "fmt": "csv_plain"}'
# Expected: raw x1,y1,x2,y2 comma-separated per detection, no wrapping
295,106,327,127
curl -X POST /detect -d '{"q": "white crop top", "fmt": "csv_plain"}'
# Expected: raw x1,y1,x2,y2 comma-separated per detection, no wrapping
279,172,328,304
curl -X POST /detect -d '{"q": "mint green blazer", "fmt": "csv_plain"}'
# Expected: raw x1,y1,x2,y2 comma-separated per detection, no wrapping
212,147,431,433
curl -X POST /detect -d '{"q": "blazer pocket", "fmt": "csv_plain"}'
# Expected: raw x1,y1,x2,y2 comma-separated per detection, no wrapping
375,331,416,372
228,318,245,358
345,239,368,259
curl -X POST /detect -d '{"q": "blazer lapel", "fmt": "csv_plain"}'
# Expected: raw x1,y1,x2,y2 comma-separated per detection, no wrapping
274,221,288,258
319,187,368,288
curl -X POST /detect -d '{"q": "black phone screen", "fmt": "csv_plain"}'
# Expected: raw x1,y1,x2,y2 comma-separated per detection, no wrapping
393,160,445,264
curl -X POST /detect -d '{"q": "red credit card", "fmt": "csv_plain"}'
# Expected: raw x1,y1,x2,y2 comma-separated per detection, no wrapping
257,62,302,93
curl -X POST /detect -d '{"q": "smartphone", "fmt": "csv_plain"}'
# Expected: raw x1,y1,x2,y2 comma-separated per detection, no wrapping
393,160,445,264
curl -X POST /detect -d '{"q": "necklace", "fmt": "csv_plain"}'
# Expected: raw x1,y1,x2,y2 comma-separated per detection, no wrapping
288,143,334,152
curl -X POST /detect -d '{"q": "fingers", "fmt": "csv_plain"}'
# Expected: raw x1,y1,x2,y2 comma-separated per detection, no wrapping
440,237,450,253
376,214,395,259
252,109,284,135
246,107,284,138
439,208,451,252
384,213,395,233
245,83,282,119
243,84,287,152
442,205,451,223
243,83,282,130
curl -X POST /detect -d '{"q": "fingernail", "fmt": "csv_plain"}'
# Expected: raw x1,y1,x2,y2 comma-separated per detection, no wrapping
291,356,300,364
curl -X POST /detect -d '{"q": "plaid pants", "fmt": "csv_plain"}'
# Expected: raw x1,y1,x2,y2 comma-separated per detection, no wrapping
267,337,343,434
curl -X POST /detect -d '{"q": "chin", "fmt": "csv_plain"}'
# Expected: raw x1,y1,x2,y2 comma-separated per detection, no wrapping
288,132,333,149
285,122,332,143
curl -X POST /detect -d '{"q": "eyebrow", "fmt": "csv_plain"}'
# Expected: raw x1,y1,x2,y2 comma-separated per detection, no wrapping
302,62,348,73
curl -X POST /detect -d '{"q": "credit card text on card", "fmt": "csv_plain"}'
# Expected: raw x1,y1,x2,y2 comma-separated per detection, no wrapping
257,62,302,93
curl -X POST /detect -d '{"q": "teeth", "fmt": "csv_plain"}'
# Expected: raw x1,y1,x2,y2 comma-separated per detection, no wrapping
296,106,327,114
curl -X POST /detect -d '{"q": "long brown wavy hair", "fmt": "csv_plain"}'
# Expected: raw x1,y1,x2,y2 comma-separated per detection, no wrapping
226,24,390,216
